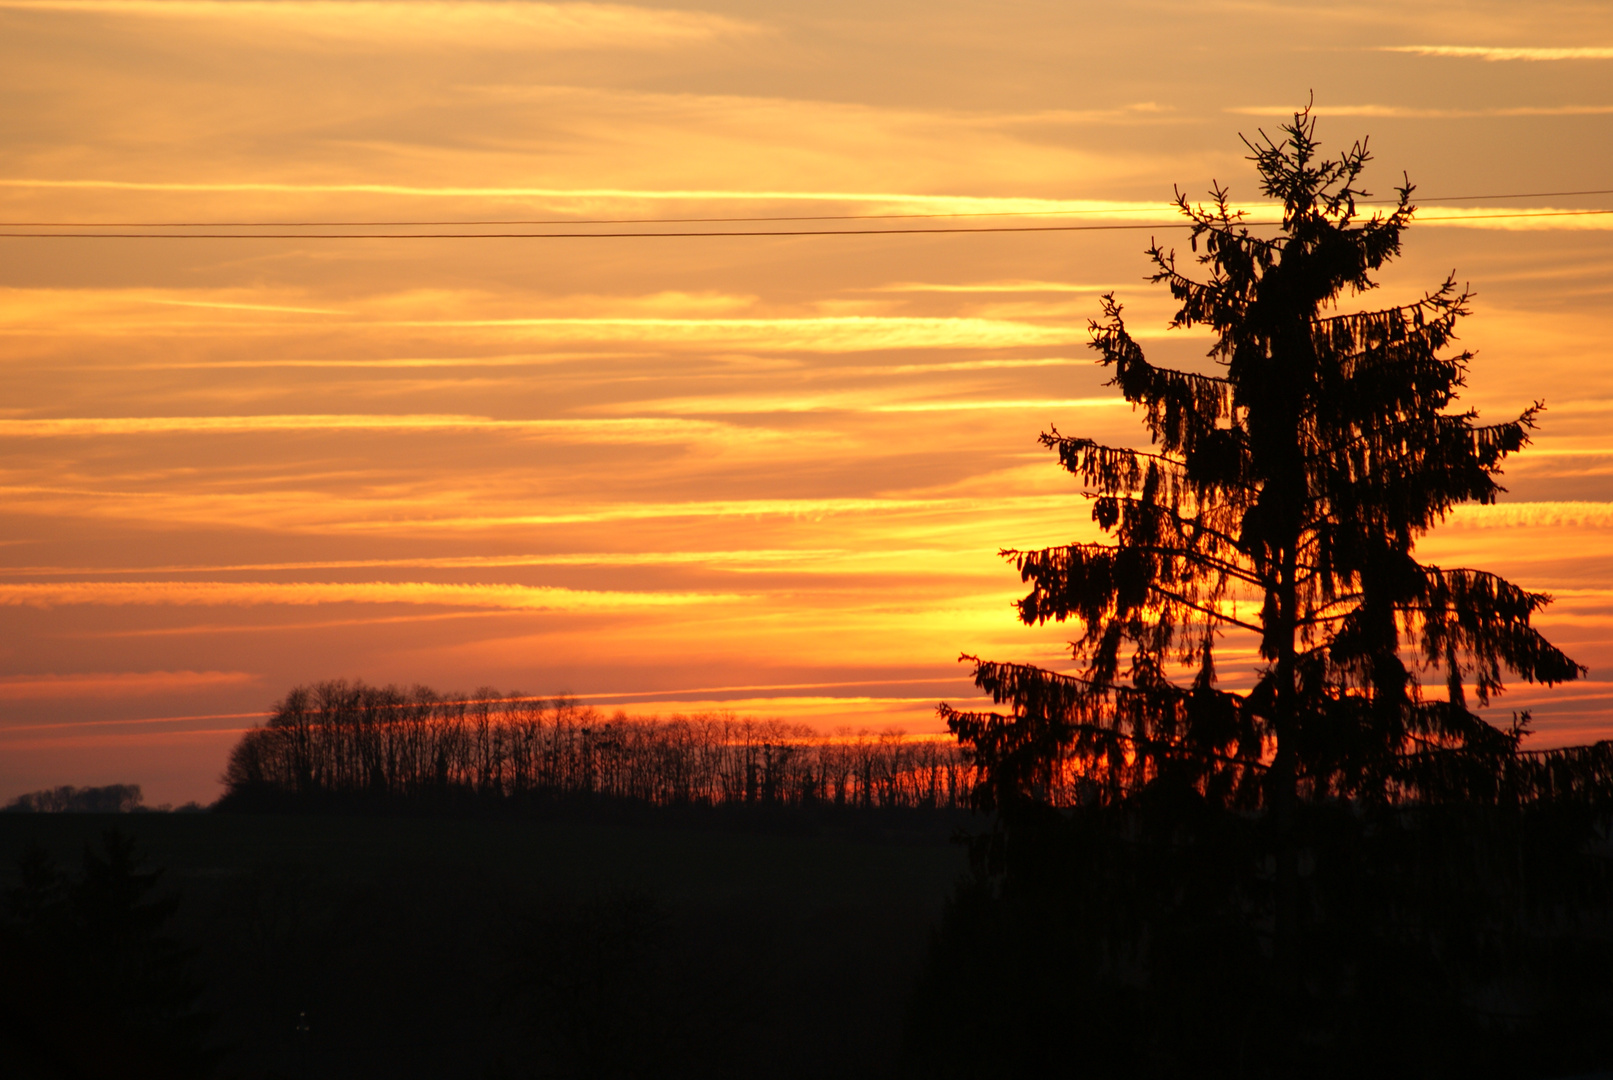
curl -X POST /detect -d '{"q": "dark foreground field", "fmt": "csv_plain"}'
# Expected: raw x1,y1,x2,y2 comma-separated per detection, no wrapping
0,806,975,1079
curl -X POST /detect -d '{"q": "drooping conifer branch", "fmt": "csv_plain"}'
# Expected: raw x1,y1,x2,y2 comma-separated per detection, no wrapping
943,104,1607,815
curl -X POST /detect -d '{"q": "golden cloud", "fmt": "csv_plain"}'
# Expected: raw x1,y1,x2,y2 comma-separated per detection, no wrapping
0,414,749,440
0,580,747,610
0,1,760,50
1381,45,1613,61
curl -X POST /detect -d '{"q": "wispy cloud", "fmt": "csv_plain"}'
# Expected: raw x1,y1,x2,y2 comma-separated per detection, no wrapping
0,181,1182,218
0,581,746,610
0,414,749,442
595,392,1128,415
1445,502,1613,529
378,316,1083,351
1418,208,1613,231
0,709,270,734
872,358,1084,375
144,298,350,315
331,493,1076,530
1229,103,1613,118
0,1,759,51
0,297,1086,351
870,281,1117,294
0,547,996,577
0,670,256,699
1381,45,1613,62
871,398,1131,413
112,353,650,370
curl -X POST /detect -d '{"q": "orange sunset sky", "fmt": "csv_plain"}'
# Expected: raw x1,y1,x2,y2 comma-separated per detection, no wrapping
3,0,1612,805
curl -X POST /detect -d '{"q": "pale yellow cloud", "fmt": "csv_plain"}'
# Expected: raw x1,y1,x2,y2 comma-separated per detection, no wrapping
1229,103,1613,118
1420,211,1613,231
0,580,745,610
379,316,1082,351
0,287,1086,351
0,1,759,51
595,391,1129,415
0,181,1186,218
0,414,748,441
111,353,651,370
144,298,351,315
871,398,1132,413
1444,502,1613,529
0,547,999,577
872,358,1085,375
313,493,1085,535
1382,45,1613,61
871,282,1118,294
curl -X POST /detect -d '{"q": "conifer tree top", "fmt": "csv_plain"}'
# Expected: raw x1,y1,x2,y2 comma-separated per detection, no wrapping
945,105,1591,813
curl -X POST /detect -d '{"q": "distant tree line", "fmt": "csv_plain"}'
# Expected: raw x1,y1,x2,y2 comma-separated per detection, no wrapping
220,681,978,811
5,784,145,813
4,785,208,814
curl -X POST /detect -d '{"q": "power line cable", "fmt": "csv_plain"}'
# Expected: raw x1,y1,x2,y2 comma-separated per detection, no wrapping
0,221,1213,239
1,188,1609,230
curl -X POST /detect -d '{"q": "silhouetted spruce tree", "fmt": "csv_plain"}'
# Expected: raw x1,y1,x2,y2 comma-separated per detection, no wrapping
940,108,1604,970
1,830,214,1078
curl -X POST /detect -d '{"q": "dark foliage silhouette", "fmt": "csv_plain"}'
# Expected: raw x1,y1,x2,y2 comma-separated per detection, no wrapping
909,107,1613,1079
0,811,941,1079
504,889,678,1079
942,104,1598,822
493,887,777,1080
220,681,976,812
906,796,1613,1079
1,829,216,1078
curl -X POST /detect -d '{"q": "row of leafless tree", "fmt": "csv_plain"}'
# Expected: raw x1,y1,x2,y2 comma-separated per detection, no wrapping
221,681,980,809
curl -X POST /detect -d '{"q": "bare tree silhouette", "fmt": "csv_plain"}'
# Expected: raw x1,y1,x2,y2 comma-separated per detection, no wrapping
221,684,977,813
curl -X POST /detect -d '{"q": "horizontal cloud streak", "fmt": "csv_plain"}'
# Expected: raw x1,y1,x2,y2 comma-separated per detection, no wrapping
0,1,757,50
872,398,1131,413
0,581,746,610
0,182,1188,216
872,281,1117,293
1382,45,1613,62
0,547,1015,577
1417,208,1613,231
0,303,1086,351
1229,103,1613,118
1445,502,1613,528
381,316,1082,350
0,414,749,441
334,493,1076,529
0,670,256,699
